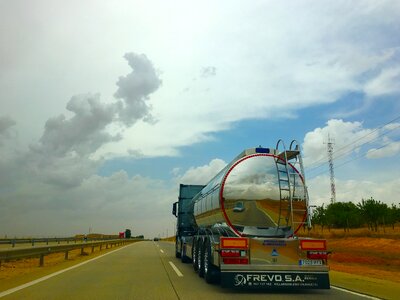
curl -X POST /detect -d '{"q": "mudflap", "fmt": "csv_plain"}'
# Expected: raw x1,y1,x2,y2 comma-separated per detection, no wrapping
221,271,330,289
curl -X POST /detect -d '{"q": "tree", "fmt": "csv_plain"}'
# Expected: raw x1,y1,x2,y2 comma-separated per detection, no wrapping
386,204,399,230
311,204,327,232
357,198,388,232
325,202,362,232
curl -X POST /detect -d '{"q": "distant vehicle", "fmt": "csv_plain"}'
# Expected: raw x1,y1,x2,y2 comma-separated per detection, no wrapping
233,201,245,212
153,237,160,241
173,140,330,289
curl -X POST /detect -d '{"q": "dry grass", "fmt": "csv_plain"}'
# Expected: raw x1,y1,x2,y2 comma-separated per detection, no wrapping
298,225,400,284
0,242,137,292
1,248,91,280
162,236,176,242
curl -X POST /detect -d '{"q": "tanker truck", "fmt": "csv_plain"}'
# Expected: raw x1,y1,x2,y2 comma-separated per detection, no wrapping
172,140,330,289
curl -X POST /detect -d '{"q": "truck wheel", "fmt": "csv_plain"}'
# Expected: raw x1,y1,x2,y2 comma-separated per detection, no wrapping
204,241,219,284
175,239,181,258
197,241,204,278
203,241,212,283
192,241,198,271
181,242,190,263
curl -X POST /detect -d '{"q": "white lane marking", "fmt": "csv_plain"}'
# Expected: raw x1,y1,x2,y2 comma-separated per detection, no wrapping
169,261,183,277
160,249,164,253
0,243,134,298
331,285,381,300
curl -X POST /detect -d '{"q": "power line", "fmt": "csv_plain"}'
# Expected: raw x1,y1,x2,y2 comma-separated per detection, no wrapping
305,114,400,171
305,122,400,175
308,137,400,180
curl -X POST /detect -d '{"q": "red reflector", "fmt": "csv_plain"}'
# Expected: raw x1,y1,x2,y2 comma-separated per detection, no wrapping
307,251,328,259
300,240,326,250
223,258,249,264
221,250,241,257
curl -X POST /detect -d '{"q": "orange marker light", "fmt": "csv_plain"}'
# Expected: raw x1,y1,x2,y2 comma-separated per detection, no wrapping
221,237,249,249
300,240,326,250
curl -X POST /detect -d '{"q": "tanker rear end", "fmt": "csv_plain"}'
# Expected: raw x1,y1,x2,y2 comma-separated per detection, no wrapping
173,140,330,289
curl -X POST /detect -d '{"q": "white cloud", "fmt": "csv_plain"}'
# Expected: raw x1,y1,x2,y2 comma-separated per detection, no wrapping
303,119,400,172
308,175,400,207
0,170,176,238
0,116,16,143
3,1,400,158
366,140,400,159
114,53,162,126
34,93,117,157
303,119,375,166
177,158,227,185
200,66,217,78
364,65,400,97
1,1,400,238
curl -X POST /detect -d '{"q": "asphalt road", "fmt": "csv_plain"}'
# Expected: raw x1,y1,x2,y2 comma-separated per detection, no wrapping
0,241,373,300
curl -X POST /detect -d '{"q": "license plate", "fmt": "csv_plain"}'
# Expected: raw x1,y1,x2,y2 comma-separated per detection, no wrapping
299,259,323,266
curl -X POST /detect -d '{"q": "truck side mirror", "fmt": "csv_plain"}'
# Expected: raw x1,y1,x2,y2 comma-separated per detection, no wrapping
172,202,178,217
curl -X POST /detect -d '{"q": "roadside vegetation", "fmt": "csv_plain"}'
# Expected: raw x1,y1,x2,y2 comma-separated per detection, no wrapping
310,197,400,233
296,198,400,286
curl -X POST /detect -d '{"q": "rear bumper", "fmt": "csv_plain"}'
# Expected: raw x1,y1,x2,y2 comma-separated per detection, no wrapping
220,270,330,289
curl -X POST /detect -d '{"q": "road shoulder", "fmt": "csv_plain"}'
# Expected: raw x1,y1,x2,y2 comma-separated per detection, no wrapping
330,270,399,300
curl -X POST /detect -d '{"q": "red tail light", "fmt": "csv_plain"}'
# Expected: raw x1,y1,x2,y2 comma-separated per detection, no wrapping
221,249,241,257
307,251,329,259
220,237,249,264
223,258,249,264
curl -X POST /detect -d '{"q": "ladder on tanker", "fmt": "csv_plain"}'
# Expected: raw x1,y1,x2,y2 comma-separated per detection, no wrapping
274,140,311,234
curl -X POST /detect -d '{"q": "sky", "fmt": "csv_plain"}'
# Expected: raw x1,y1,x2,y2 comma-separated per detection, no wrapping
1,0,400,238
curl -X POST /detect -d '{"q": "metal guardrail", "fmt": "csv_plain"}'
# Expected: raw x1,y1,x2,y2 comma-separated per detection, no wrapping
0,239,139,267
0,237,117,247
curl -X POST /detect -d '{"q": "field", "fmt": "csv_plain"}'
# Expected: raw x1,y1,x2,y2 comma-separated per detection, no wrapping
298,225,400,284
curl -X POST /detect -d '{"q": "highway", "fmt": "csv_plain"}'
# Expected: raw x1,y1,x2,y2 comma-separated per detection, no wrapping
0,241,373,300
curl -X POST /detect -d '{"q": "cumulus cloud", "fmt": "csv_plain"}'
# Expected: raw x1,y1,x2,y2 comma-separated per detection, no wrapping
0,116,16,138
33,52,162,159
308,175,400,207
366,140,400,159
34,51,163,159
20,52,163,187
200,66,216,78
114,53,162,126
177,158,227,185
303,119,375,166
34,93,117,157
303,119,400,171
0,170,176,237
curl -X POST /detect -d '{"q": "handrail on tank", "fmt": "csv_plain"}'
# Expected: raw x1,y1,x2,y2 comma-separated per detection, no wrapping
289,139,300,151
289,139,312,229
289,140,300,163
276,139,287,155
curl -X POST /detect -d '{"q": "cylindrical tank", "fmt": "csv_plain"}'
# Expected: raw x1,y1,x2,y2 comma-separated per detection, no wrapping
193,148,307,237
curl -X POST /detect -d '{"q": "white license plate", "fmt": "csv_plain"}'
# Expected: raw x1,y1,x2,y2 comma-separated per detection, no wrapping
299,259,323,266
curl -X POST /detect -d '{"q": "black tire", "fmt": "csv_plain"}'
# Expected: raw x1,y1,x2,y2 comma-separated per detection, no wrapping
197,240,204,278
192,240,198,271
175,239,181,258
181,242,190,263
204,240,220,284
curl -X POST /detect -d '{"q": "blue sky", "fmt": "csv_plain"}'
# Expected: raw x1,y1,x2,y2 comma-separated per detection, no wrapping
1,0,400,238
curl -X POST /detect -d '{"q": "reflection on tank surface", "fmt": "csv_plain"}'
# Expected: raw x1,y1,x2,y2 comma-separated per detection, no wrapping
223,155,307,236
233,201,245,212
